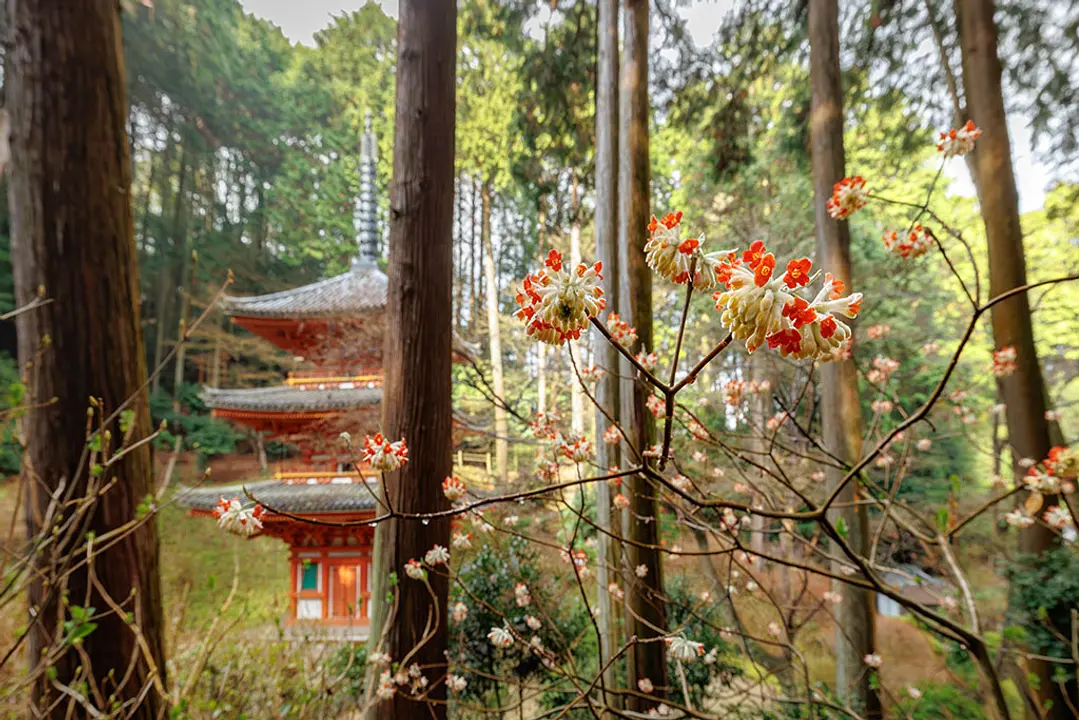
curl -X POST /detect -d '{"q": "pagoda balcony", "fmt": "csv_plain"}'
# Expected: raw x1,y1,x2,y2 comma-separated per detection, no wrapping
284,371,383,389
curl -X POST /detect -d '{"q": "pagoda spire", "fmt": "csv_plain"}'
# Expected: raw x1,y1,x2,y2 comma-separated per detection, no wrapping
356,112,379,267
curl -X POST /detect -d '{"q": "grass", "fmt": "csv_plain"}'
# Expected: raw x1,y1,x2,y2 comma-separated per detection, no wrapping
0,472,291,652
158,498,290,639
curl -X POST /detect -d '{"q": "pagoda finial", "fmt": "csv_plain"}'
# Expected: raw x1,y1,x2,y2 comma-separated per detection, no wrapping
356,111,379,267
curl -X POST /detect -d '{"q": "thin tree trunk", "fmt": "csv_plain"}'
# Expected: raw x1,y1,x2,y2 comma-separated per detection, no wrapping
469,177,479,336
254,184,267,253
593,0,621,703
8,2,167,715
367,2,456,716
956,1,1061,715
170,160,193,412
621,0,666,708
151,264,171,393
255,432,268,471
210,318,223,389
481,180,509,483
750,352,769,565
537,199,547,415
808,0,881,716
455,176,464,331
137,150,157,254
234,159,247,245
569,174,584,434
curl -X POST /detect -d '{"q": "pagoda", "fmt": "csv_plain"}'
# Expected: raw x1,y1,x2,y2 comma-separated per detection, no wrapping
182,119,386,632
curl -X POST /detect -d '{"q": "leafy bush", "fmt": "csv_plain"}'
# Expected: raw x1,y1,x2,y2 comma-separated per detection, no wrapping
150,383,244,457
0,352,23,474
664,574,742,709
892,682,987,719
450,534,550,707
1005,545,1079,695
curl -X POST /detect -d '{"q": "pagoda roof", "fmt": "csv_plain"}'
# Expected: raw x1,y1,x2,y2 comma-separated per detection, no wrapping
221,262,387,319
202,384,381,413
179,479,379,514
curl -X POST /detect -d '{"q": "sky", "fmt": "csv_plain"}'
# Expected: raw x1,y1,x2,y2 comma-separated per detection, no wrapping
238,0,1050,212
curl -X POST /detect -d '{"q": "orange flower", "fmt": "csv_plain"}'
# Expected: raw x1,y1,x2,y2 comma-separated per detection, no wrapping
783,257,812,288
825,272,845,299
782,297,817,328
819,316,838,338
677,237,700,255
660,211,682,229
753,253,776,287
767,329,803,356
743,240,767,268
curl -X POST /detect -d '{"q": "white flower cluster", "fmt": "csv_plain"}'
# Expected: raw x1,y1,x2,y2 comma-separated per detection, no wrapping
515,250,606,346
713,242,862,362
212,497,264,537
644,211,733,290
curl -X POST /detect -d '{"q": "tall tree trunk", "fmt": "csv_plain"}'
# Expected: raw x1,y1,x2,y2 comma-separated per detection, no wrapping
254,183,267,254
956,1,1062,715
620,0,666,708
8,2,167,715
481,179,509,483
172,249,196,412
137,151,157,255
808,1,881,716
469,177,479,336
537,199,547,415
150,264,171,393
569,174,584,435
368,2,456,717
455,176,465,331
749,352,769,566
593,0,621,701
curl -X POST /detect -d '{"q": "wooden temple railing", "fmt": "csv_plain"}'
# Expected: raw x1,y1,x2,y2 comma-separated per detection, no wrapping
284,371,383,388
273,470,366,481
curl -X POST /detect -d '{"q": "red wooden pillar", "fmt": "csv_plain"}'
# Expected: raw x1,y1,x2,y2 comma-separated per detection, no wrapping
288,549,298,623
321,550,330,620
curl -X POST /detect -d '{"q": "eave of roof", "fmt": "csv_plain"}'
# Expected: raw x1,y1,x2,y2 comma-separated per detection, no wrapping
201,385,382,413
178,479,379,514
221,262,388,319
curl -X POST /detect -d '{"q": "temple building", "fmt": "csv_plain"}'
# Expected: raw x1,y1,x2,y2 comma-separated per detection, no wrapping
182,118,386,633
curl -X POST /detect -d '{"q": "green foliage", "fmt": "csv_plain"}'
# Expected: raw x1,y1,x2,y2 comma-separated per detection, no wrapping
450,535,551,705
63,605,98,647
0,352,23,474
1005,546,1079,670
891,682,987,719
325,643,369,702
150,383,244,457
664,575,742,708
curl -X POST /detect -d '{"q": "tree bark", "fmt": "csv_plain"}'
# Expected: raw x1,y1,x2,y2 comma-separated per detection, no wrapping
808,0,881,716
150,263,171,393
537,199,547,415
8,3,167,715
481,179,509,484
956,1,1062,715
469,177,479,336
749,352,769,566
569,175,584,435
454,176,464,331
368,1,456,717
620,0,667,708
593,0,621,702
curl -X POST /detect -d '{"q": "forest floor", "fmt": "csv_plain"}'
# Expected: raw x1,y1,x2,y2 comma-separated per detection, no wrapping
0,452,1009,713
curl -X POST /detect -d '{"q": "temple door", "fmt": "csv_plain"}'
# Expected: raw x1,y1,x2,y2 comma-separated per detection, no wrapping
330,564,359,618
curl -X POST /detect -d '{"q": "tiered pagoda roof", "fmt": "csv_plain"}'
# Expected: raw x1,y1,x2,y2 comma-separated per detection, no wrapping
202,385,381,413
183,479,379,516
220,261,387,320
